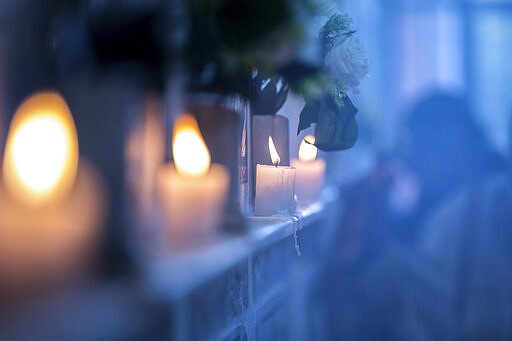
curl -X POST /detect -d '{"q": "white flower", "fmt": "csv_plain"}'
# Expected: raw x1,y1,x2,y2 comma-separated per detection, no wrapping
324,34,369,93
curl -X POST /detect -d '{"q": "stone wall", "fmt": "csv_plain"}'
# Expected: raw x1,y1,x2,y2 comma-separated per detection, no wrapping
0,190,342,341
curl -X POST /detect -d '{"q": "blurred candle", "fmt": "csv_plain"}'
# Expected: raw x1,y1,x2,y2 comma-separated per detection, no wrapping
157,114,229,245
254,136,296,216
0,92,105,295
125,95,165,229
291,135,325,207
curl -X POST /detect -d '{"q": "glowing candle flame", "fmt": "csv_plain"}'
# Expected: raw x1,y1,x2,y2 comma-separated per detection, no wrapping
298,135,318,162
268,136,280,166
3,92,79,207
172,114,210,177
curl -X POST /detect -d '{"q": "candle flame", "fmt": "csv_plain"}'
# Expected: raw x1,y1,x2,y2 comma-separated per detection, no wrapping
172,114,210,177
298,135,318,162
3,92,79,206
268,136,280,166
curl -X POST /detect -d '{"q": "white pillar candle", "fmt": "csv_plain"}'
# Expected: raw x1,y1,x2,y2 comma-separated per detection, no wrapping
291,135,325,207
254,136,296,216
0,92,105,296
157,114,229,245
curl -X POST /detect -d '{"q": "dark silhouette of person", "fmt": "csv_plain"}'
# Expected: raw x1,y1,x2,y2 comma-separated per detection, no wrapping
394,92,507,242
399,92,512,339
323,91,509,340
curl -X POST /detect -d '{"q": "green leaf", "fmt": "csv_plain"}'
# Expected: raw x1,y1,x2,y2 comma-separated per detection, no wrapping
251,79,276,115
250,77,289,115
274,83,289,113
279,60,321,84
215,0,291,51
297,98,320,134
314,94,358,151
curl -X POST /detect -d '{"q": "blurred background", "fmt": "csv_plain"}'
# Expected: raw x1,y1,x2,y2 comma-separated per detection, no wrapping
0,0,511,340
326,0,512,339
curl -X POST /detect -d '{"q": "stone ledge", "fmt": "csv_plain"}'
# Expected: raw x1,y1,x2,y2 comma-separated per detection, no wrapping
0,187,340,341
142,187,338,301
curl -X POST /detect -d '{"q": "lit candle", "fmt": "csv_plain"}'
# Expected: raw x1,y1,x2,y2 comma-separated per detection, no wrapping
291,135,325,207
254,136,296,216
0,92,105,295
157,114,229,245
